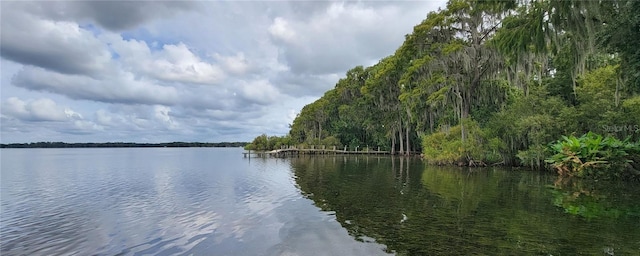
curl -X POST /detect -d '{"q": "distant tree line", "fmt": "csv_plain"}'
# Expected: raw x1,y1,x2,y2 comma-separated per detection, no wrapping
0,142,248,148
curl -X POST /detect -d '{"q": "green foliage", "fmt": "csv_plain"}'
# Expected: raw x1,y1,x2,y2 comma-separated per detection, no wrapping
244,134,344,151
546,132,640,180
283,0,639,181
600,0,640,93
573,65,621,132
516,145,549,170
246,134,269,150
320,136,342,148
244,134,293,151
422,119,501,165
613,96,640,141
484,84,572,167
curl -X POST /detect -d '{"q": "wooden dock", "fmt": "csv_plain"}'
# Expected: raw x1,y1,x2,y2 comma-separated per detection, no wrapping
243,146,390,158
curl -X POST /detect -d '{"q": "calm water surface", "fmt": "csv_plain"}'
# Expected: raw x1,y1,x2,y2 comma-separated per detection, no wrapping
1,148,639,255
292,156,640,255
1,148,387,255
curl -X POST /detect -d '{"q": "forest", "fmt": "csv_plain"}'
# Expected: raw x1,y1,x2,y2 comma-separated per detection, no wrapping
247,0,640,179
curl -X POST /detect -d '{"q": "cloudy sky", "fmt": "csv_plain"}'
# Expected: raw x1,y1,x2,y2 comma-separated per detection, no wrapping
1,0,445,143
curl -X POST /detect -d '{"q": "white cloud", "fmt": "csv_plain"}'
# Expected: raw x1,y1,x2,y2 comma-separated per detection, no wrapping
72,120,104,132
65,109,84,120
0,10,112,77
287,109,298,124
95,109,116,126
214,52,250,75
5,1,197,31
268,17,297,43
153,43,225,84
2,97,75,122
237,79,282,106
103,34,225,85
0,1,446,143
12,66,180,106
2,97,29,119
268,1,441,75
154,105,179,130
28,99,68,121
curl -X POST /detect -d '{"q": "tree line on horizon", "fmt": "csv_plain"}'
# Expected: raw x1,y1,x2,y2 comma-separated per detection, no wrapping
1,142,248,148
247,0,640,179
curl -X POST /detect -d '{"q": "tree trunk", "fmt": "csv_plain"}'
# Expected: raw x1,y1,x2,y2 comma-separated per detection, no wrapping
391,130,396,155
456,86,467,143
429,111,434,133
461,117,466,143
405,120,411,156
405,107,412,156
615,78,621,107
461,91,471,120
398,120,405,155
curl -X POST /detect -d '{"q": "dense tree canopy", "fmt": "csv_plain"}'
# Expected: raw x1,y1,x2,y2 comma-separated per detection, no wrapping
250,0,640,179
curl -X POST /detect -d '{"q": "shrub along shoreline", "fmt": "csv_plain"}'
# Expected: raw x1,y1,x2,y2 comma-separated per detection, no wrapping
546,133,640,180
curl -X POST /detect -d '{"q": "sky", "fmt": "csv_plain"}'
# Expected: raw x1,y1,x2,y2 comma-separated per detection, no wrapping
0,0,446,143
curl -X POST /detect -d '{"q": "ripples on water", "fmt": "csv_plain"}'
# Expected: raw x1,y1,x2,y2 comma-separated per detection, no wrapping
5,149,639,255
1,148,389,256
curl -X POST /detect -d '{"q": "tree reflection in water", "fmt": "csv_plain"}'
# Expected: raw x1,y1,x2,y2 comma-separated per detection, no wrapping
291,156,640,255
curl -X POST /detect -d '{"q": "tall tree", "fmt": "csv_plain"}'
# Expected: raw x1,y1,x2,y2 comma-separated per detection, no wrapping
600,0,640,93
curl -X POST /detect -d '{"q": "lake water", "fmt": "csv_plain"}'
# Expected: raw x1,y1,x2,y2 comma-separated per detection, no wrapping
1,148,639,255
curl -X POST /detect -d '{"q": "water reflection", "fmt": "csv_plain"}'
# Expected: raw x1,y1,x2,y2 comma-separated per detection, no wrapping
1,203,98,255
1,148,390,256
291,156,640,255
550,176,640,219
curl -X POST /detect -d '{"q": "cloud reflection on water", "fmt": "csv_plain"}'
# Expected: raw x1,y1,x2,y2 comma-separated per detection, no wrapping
1,148,389,256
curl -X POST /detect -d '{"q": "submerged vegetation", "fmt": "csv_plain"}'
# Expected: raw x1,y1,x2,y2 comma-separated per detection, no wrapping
248,0,640,180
